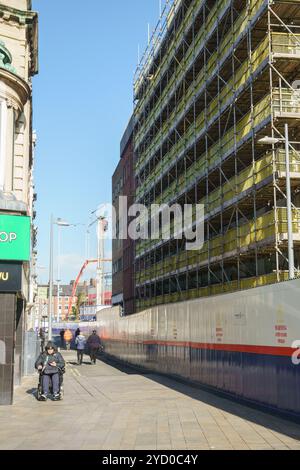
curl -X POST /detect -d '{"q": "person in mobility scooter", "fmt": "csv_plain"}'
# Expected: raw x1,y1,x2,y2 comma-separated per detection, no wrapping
35,341,65,401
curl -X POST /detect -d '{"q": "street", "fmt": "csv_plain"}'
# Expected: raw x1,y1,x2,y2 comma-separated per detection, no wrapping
0,351,300,450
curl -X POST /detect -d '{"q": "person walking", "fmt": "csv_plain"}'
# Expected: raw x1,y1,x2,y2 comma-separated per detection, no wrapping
75,328,81,338
59,329,65,349
63,329,73,350
35,341,65,401
75,332,86,365
86,330,101,364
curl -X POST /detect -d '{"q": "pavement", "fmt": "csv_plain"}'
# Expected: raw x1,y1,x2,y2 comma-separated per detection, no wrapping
0,350,300,450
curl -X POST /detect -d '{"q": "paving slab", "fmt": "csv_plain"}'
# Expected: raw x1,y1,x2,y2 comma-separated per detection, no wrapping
0,350,299,450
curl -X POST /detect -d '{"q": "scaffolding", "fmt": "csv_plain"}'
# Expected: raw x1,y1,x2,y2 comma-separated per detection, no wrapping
133,0,300,312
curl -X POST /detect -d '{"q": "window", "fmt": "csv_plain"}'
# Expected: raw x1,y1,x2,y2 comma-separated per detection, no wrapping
0,100,5,191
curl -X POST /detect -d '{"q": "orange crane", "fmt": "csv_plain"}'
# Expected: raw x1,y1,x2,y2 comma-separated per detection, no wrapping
67,258,111,319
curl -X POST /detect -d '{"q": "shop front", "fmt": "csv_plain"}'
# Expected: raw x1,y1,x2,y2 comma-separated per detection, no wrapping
0,215,30,405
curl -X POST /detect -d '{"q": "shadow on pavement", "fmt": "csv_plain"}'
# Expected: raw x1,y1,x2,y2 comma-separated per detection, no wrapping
23,348,300,440
97,354,144,375
97,352,300,440
26,388,39,402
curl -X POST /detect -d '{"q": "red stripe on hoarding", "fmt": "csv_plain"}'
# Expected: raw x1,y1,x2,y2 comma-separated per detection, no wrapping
142,340,295,357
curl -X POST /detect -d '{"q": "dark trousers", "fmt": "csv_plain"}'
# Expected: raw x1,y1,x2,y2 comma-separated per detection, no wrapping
77,350,84,364
42,373,59,395
90,348,98,363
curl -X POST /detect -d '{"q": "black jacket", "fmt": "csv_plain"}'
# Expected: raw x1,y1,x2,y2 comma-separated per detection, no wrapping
35,351,65,374
87,334,101,349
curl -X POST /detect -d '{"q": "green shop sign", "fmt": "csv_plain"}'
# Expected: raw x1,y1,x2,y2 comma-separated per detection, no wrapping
0,215,30,261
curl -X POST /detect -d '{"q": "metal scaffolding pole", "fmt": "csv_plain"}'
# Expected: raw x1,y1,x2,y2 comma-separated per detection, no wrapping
284,123,295,279
133,0,300,311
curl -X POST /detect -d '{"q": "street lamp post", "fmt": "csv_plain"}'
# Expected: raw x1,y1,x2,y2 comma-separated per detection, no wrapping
48,216,71,341
56,223,62,323
88,210,107,308
56,282,61,323
48,214,54,340
258,124,295,279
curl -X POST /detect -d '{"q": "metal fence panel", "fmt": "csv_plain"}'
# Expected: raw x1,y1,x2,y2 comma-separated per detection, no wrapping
23,331,40,376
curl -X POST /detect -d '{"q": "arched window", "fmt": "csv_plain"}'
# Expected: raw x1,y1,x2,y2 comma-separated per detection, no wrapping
0,99,8,191
0,99,18,192
0,41,18,192
0,41,16,74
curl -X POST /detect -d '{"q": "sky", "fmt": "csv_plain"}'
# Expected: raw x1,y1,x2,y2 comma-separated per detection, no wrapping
32,0,160,284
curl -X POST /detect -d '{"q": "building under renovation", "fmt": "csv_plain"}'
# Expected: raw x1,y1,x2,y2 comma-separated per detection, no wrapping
133,0,300,311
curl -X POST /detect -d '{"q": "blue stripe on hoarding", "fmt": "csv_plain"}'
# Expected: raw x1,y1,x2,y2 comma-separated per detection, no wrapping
149,343,300,418
104,339,300,419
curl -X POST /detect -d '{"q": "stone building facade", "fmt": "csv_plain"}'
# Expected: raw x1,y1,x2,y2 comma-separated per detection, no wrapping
0,0,38,405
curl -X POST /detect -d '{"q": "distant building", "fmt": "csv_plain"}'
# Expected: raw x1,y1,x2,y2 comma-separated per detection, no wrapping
36,278,112,323
87,275,112,307
36,282,86,322
53,284,80,321
112,156,123,307
112,116,135,314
